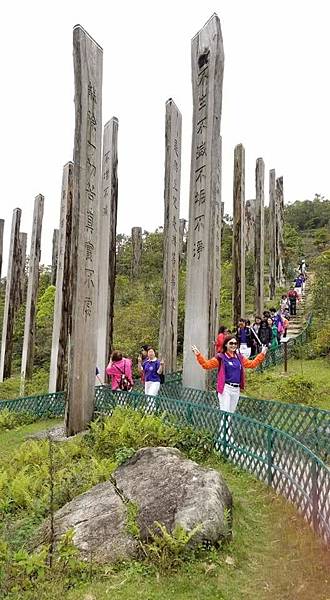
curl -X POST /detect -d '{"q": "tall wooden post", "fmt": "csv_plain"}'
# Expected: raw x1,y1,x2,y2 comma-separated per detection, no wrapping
17,232,27,310
0,209,21,381
65,25,103,436
276,176,285,286
245,199,255,254
159,99,182,372
255,158,265,316
0,219,4,280
269,169,276,300
232,144,245,326
97,117,119,381
51,229,59,285
20,195,44,393
131,227,142,278
49,162,73,393
183,14,224,390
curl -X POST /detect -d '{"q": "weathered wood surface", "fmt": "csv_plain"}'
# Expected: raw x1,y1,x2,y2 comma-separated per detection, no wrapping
20,195,44,393
245,199,255,254
17,232,27,310
66,25,103,436
49,162,73,393
51,229,59,285
0,209,21,381
232,144,245,326
276,176,285,286
0,219,4,280
269,169,276,300
255,158,265,316
131,227,142,278
159,99,182,372
183,14,224,390
97,117,118,382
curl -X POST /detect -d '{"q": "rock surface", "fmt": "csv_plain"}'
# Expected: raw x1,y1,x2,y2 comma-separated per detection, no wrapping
39,446,232,563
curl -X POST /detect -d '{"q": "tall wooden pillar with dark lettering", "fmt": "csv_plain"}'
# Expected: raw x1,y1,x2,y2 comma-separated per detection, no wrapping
131,227,142,278
255,158,265,315
159,99,182,372
245,199,255,254
51,229,59,285
20,194,44,394
269,169,276,300
66,25,103,435
276,176,285,286
97,117,119,381
49,162,73,393
232,144,245,326
0,209,21,381
183,14,224,390
0,219,4,280
17,232,27,310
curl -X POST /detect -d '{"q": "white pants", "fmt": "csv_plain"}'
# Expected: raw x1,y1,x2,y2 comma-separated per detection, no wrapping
218,384,240,413
294,287,302,299
239,343,251,358
145,381,160,396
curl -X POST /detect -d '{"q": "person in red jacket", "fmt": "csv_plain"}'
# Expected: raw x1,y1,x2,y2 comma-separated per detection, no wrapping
215,325,229,353
192,335,267,413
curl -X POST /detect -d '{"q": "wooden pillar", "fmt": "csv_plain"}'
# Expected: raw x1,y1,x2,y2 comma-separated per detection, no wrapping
269,169,276,300
159,99,182,372
0,209,21,381
51,229,59,285
0,219,4,280
97,117,119,381
20,194,44,393
17,232,27,310
232,144,245,326
65,25,103,436
276,176,285,286
131,227,142,278
255,158,265,316
245,199,255,254
183,14,224,390
49,162,73,393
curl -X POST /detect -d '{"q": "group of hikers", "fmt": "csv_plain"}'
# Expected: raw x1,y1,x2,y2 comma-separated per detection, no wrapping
102,259,308,414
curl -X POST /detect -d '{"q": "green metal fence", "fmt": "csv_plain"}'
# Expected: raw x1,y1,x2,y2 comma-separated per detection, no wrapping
1,386,329,545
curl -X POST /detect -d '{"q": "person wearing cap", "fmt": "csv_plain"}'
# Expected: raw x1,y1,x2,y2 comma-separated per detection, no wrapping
192,335,267,413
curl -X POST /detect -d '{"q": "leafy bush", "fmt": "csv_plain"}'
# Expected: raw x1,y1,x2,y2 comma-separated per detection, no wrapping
142,522,202,572
0,410,37,431
276,375,318,405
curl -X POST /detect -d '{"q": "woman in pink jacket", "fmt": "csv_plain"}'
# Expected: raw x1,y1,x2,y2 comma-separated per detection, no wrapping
106,351,133,391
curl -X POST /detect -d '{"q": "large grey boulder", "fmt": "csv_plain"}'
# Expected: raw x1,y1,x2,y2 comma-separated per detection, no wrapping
39,446,232,563
115,446,232,544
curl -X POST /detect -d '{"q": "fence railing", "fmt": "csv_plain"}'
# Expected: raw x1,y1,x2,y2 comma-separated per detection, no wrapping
0,386,329,545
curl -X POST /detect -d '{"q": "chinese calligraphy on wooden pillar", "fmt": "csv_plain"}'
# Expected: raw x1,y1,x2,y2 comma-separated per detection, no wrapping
20,194,44,394
179,219,187,264
17,232,27,310
65,25,103,436
51,229,59,285
269,169,276,300
97,117,119,381
49,162,73,393
183,14,224,390
0,219,4,280
232,144,245,326
0,209,21,381
255,158,265,315
276,176,285,286
245,199,255,254
131,227,142,278
159,99,182,372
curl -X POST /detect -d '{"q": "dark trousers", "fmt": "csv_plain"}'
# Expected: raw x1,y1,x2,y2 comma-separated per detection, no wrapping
289,298,296,315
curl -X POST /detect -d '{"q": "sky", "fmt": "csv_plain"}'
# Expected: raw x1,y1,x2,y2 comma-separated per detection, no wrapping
1,0,329,272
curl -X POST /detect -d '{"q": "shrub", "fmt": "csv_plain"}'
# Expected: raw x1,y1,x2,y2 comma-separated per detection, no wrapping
276,375,318,405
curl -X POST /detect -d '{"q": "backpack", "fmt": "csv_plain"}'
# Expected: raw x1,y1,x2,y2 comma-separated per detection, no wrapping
159,372,165,385
115,361,133,392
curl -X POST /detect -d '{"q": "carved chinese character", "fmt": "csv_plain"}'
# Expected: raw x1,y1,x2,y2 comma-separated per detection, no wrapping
104,150,111,163
173,195,178,210
85,268,95,288
174,138,179,157
174,159,179,173
88,81,97,103
85,209,94,233
103,169,110,181
172,216,177,231
194,214,205,232
83,296,93,319
195,165,206,184
86,182,96,201
85,241,94,262
193,240,205,260
194,189,206,206
87,157,96,177
198,93,207,111
196,142,207,159
196,117,207,135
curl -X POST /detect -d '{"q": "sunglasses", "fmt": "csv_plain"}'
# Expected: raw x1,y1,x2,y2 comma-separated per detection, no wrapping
228,341,237,345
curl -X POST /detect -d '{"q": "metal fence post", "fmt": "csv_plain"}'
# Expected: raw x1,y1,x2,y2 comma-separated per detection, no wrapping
267,428,273,486
223,413,229,459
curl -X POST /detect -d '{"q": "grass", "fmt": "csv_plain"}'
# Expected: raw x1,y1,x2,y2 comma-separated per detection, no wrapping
1,420,329,600
0,418,62,461
245,357,330,410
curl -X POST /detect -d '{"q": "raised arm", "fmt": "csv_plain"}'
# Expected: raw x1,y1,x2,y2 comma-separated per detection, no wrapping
242,349,266,369
192,345,219,370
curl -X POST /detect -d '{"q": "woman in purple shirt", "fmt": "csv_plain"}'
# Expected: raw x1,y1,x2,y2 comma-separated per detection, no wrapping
138,346,164,397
